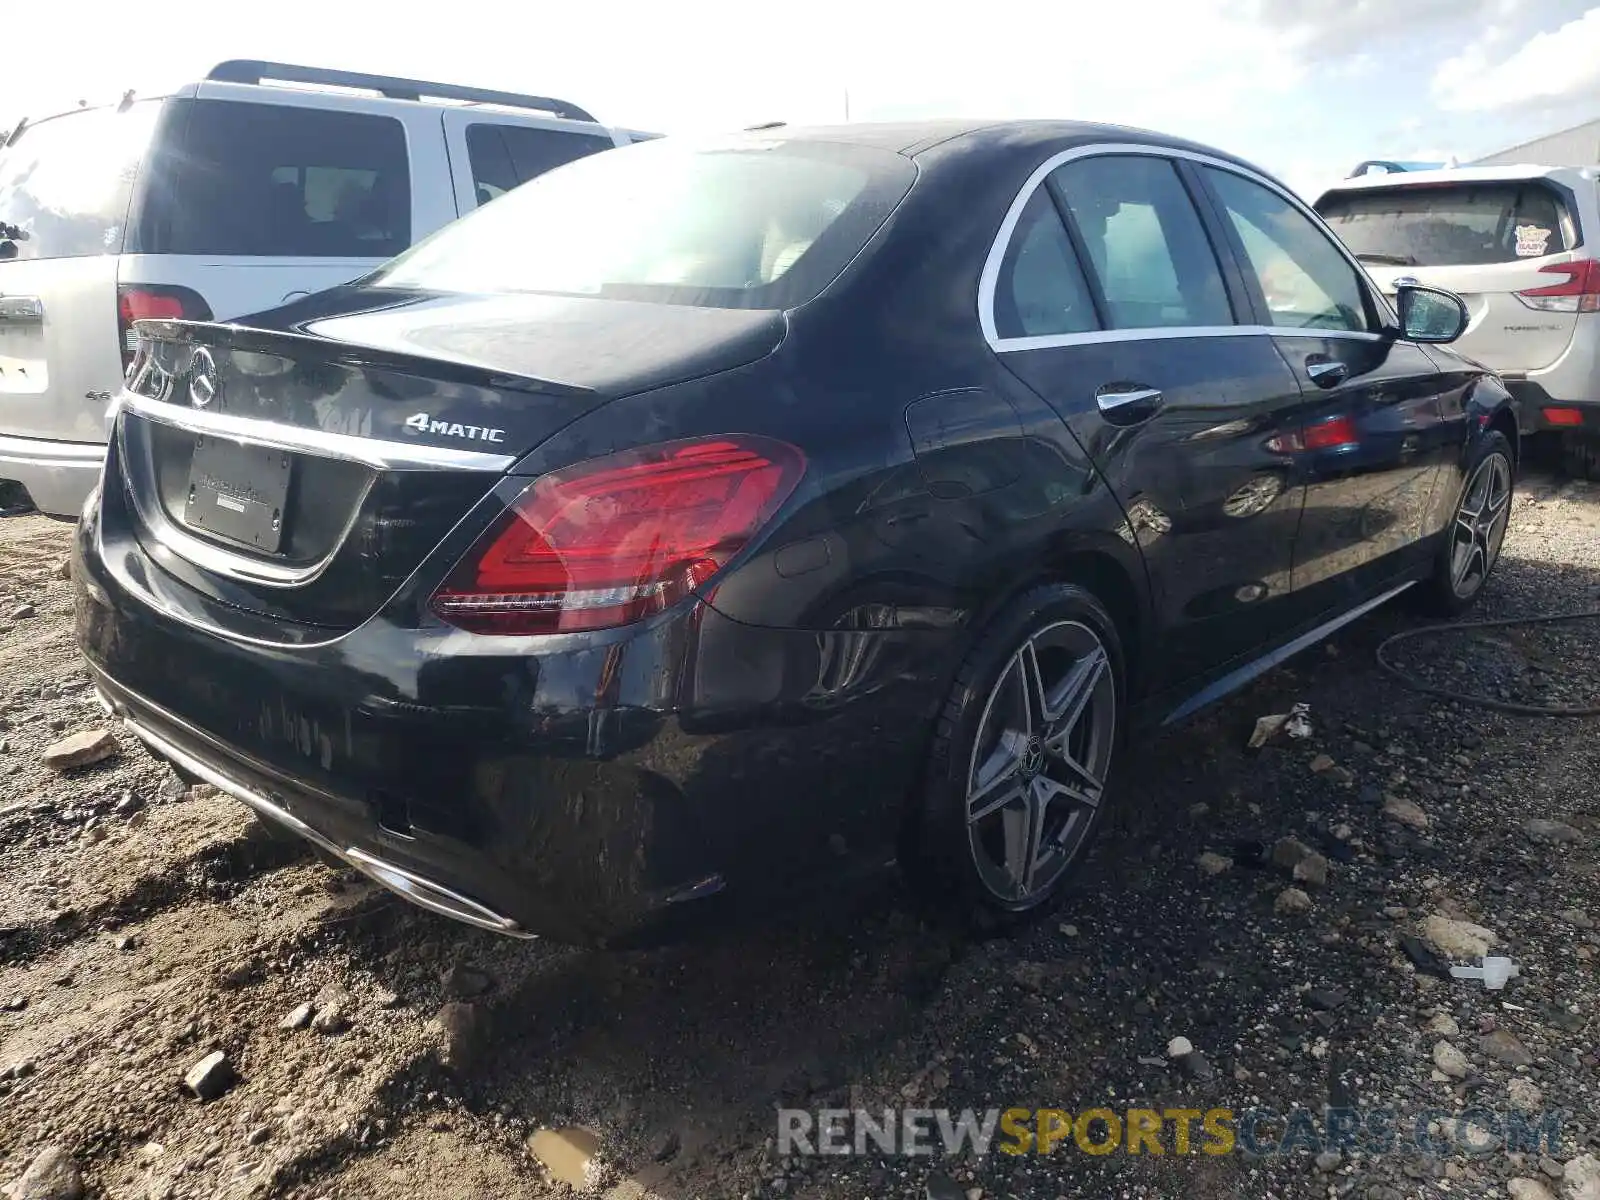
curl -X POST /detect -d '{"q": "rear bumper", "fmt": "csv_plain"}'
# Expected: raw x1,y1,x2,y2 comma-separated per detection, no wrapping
0,435,106,516
72,501,957,944
1504,379,1600,434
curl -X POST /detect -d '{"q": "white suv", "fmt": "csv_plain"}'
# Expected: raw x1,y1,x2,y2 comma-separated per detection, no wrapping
0,60,653,515
1316,164,1600,476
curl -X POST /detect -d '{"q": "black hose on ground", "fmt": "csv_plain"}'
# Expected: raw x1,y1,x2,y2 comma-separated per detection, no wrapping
1376,608,1600,716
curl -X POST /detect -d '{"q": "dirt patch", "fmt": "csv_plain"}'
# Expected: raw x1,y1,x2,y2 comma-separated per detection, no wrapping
2,464,1599,1199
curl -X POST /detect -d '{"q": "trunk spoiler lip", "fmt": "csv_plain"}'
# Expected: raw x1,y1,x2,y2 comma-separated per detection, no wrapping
131,317,597,399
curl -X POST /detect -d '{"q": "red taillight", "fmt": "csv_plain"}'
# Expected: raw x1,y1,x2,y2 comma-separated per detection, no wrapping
431,435,805,635
1516,260,1600,313
1302,415,1360,451
1542,407,1585,427
116,285,212,367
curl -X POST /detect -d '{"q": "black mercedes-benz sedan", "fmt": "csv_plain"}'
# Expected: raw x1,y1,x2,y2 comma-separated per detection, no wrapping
75,120,1516,944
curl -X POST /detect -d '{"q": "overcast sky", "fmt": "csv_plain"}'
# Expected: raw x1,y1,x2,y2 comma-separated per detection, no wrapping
3,0,1599,198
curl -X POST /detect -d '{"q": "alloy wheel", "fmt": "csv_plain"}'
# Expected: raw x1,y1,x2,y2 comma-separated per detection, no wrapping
966,620,1116,905
1449,453,1512,598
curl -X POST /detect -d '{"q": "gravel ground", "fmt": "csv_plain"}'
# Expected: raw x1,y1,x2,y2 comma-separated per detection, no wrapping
2,458,1598,1200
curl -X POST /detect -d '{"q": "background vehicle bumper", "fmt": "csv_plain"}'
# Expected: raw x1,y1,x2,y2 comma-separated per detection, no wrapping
0,435,106,517
72,506,959,944
1505,379,1600,434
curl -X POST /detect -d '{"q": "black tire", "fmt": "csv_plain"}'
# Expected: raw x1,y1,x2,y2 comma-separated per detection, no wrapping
1560,431,1600,482
1417,431,1515,617
907,582,1126,927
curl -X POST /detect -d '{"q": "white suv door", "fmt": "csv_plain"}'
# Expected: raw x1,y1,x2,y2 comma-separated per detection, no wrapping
1317,178,1586,375
440,109,627,214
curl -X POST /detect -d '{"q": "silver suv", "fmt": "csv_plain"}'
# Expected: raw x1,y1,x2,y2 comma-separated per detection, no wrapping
0,60,653,515
1317,165,1600,476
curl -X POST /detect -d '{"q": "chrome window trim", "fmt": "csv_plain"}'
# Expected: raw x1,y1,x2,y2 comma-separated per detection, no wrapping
978,142,1396,353
119,389,517,472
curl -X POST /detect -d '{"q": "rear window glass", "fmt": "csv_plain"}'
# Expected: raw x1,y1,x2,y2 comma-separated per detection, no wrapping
0,102,161,260
1318,183,1572,267
465,123,615,207
130,99,410,258
372,136,915,310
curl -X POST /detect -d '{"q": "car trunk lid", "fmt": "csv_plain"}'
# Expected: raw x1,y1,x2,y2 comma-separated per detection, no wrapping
113,292,786,633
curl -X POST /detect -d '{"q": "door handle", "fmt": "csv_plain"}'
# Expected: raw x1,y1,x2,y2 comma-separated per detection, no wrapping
1096,383,1164,416
1305,356,1349,388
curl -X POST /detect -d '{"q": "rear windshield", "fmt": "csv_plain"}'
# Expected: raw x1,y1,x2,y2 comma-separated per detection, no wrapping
129,99,411,258
0,102,161,260
1317,182,1573,267
371,137,916,309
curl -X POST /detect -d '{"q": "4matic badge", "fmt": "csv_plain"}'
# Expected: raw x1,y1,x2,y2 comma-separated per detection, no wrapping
403,413,507,443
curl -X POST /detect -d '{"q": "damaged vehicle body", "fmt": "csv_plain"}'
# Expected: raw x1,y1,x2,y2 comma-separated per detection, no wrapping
75,123,1516,943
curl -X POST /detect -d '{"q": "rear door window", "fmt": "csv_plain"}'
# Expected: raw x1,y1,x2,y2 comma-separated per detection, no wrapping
0,103,161,260
1317,182,1572,266
130,100,411,258
993,188,1099,338
1205,168,1371,333
464,124,616,206
1048,155,1233,329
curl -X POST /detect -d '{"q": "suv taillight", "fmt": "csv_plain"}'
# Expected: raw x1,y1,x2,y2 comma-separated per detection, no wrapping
430,436,805,635
117,284,212,368
1516,259,1600,313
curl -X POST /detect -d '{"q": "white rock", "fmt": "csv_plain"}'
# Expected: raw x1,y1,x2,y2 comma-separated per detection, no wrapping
1509,1179,1557,1200
1422,913,1498,960
1432,1039,1470,1079
1383,794,1430,830
1564,1154,1600,1200
1426,1012,1460,1038
1166,1036,1193,1059
1508,1077,1545,1115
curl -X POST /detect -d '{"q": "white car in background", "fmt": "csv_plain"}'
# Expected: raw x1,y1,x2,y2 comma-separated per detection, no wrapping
0,61,654,516
1316,164,1600,477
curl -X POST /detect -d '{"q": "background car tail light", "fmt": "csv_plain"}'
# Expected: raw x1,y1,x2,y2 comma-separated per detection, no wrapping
117,284,212,368
431,435,805,634
1516,260,1600,313
1542,407,1585,426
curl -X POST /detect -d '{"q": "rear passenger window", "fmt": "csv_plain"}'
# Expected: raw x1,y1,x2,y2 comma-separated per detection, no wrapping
130,100,411,258
993,189,1099,339
1050,155,1233,329
1205,168,1368,333
465,124,615,207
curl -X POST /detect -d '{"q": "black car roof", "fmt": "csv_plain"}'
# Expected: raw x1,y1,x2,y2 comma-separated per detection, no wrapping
765,119,1273,180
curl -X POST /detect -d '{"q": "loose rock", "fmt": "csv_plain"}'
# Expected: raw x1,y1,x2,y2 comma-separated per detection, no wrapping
10,604,36,620
1293,852,1330,889
40,729,117,772
1523,818,1581,844
1422,913,1498,960
441,963,493,999
1479,1029,1534,1067
1431,1039,1470,1079
279,1003,315,1031
1270,837,1313,873
1309,753,1335,773
5,1146,83,1200
1275,887,1313,915
1383,794,1430,831
311,1000,350,1035
1562,1153,1600,1200
1508,1077,1544,1114
429,1001,485,1073
1166,1036,1193,1059
1508,1179,1557,1200
1195,852,1232,877
182,1050,234,1101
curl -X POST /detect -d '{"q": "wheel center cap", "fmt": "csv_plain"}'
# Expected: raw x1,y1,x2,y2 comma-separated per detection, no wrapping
1022,736,1045,777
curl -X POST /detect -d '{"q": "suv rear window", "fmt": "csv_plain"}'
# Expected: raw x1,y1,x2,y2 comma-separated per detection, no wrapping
0,102,161,260
1317,182,1572,267
373,137,915,310
130,99,410,258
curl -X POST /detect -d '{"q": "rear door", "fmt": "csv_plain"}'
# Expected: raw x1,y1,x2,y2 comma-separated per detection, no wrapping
989,150,1310,691
1316,178,1582,375
120,87,456,318
1204,165,1454,606
441,110,623,213
0,102,162,443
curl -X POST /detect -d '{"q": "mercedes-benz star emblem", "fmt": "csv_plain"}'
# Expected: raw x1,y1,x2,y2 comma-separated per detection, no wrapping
1022,736,1045,777
189,347,220,409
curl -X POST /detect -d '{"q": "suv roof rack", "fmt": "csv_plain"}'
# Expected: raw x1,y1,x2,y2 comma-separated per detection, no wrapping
205,60,599,124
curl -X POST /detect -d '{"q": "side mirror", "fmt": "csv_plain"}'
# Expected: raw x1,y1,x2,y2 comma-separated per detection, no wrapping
1396,283,1468,343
